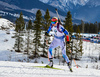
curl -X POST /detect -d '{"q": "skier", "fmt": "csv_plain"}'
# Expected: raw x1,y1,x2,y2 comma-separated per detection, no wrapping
45,17,72,72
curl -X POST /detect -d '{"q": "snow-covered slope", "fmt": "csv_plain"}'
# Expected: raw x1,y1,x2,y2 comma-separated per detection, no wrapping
0,18,15,30
0,61,100,77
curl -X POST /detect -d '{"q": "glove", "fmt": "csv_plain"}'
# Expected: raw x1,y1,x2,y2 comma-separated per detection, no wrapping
66,35,69,41
45,32,49,36
66,35,70,44
66,41,70,44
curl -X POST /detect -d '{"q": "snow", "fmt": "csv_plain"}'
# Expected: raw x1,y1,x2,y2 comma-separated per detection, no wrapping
0,11,33,20
0,18,15,30
0,61,100,77
0,18,100,77
39,0,89,7
39,0,49,3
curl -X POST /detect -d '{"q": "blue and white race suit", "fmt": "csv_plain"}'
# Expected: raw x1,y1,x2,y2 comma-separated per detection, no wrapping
47,23,70,63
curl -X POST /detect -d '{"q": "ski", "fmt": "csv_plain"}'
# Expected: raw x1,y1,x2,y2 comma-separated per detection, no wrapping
32,66,64,70
32,65,73,72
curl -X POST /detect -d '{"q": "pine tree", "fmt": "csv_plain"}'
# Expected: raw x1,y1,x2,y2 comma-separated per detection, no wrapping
74,26,83,60
76,26,81,40
74,39,83,60
79,39,83,56
15,12,25,32
27,20,33,30
33,10,42,57
81,20,84,33
99,23,100,32
64,11,73,39
94,21,98,33
73,24,77,32
42,9,51,57
14,12,25,52
84,23,89,33
64,11,73,59
73,41,79,59
44,9,51,30
25,20,33,55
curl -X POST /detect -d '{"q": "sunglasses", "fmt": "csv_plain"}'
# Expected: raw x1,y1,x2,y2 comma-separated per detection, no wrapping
51,21,57,24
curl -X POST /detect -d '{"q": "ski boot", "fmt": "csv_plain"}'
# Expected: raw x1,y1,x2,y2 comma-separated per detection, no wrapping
67,62,73,72
45,58,53,68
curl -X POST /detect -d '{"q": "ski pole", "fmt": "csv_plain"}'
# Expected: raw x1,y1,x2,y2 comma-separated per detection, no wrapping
73,59,78,68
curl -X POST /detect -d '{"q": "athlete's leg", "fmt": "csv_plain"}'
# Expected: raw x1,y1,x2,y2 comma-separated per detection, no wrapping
46,38,59,67
48,38,59,60
60,39,73,72
60,40,70,63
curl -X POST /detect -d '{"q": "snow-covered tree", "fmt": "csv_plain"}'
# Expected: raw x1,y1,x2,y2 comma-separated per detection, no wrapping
24,20,33,55
14,12,25,52
74,26,83,60
33,10,42,57
42,9,51,57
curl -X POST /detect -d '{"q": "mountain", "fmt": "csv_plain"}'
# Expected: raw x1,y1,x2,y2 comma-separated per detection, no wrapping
1,0,100,23
0,0,67,22
0,0,82,24
74,4,100,22
39,0,89,11
39,0,100,23
74,0,100,22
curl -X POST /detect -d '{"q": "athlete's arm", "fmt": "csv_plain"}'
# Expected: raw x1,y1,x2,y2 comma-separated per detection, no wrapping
61,26,70,44
45,24,52,36
60,26,69,35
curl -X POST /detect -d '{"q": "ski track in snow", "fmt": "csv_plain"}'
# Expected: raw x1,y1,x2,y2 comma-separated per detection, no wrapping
0,61,100,77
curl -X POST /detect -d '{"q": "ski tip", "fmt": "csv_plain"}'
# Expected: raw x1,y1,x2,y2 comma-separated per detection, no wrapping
70,68,73,72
